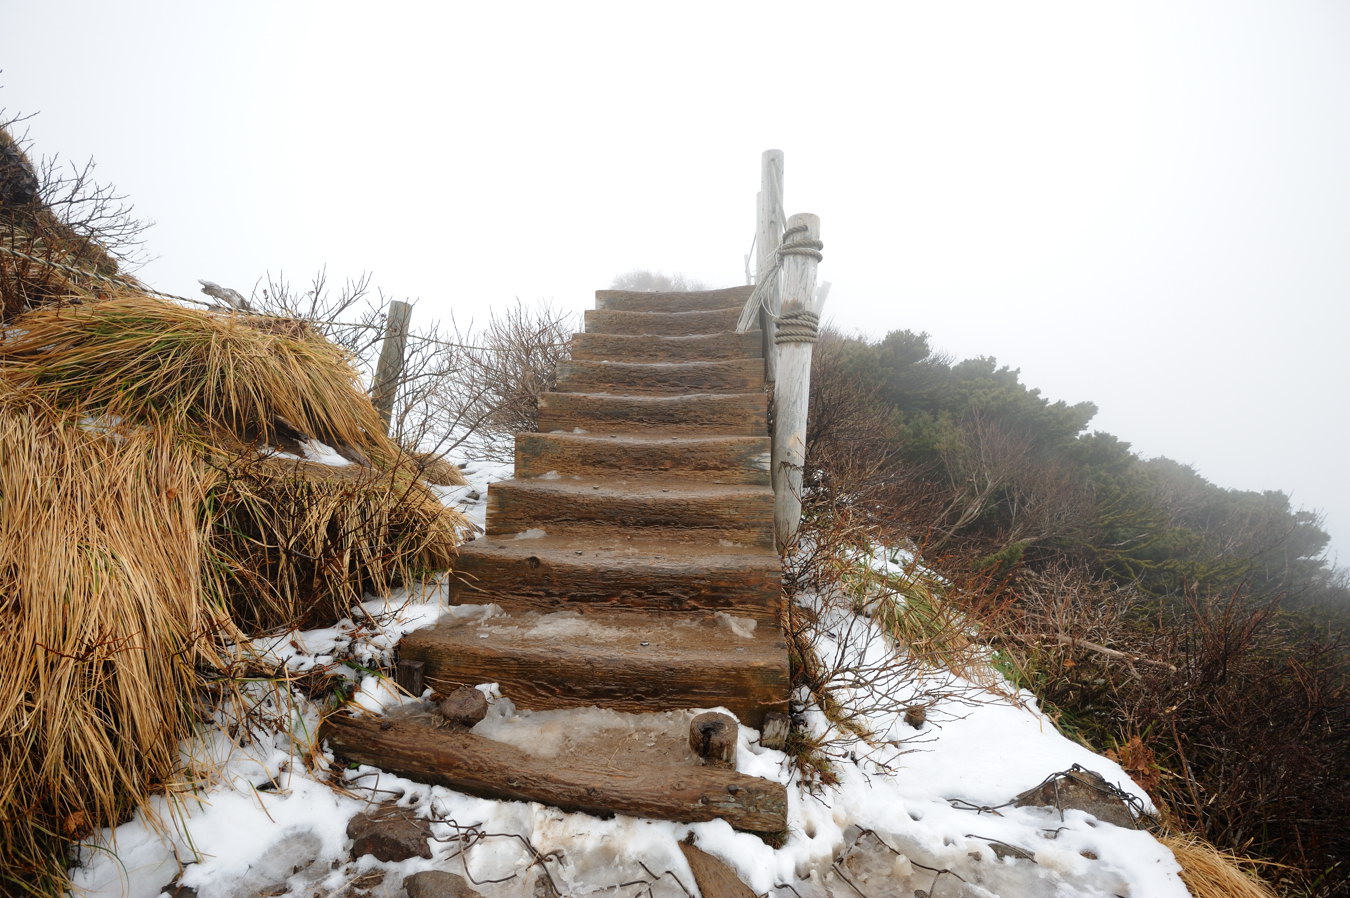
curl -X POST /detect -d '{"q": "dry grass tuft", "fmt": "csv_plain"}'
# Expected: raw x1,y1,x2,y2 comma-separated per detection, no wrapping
0,293,395,458
208,454,470,631
0,296,472,892
1161,831,1280,898
0,410,220,896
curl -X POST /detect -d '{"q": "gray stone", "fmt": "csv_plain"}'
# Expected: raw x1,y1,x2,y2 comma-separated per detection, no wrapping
437,687,488,728
347,804,433,862
403,870,486,898
1012,767,1141,829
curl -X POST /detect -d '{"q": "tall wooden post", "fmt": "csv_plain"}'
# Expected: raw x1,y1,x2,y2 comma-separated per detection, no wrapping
756,150,785,384
772,213,823,551
372,299,412,432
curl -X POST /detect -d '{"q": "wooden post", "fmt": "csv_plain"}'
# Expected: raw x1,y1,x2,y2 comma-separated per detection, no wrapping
371,299,412,432
756,150,784,384
772,213,823,552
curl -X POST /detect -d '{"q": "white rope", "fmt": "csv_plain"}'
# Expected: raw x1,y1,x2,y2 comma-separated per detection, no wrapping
734,223,824,333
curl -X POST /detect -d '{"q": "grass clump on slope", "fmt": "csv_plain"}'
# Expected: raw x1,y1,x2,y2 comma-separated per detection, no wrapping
0,292,397,459
0,412,223,897
0,294,471,893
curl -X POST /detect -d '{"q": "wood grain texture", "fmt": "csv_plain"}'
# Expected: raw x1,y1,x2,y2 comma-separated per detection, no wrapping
570,331,764,364
595,286,753,313
538,391,767,435
515,432,771,484
485,477,774,545
322,714,788,833
772,214,823,550
679,843,758,898
585,307,743,336
398,609,789,726
444,533,783,622
555,359,764,396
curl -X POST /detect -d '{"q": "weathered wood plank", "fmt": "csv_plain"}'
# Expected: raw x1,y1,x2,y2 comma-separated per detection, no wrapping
515,432,771,484
538,391,767,435
444,534,784,623
485,477,774,545
584,307,742,336
555,359,764,396
595,286,753,313
570,331,764,364
322,714,788,834
398,609,789,727
679,843,758,898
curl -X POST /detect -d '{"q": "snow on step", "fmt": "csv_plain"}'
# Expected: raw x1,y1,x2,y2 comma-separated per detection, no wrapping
397,607,789,727
321,705,787,833
515,431,771,483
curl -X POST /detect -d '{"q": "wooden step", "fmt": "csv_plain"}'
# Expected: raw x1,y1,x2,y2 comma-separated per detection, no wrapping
322,709,787,833
571,331,764,364
584,307,742,336
444,532,783,622
555,359,763,396
538,391,767,435
485,477,774,545
595,286,753,314
398,607,789,726
516,431,771,483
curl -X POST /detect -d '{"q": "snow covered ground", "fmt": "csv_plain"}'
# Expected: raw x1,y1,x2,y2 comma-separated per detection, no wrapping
67,457,1189,898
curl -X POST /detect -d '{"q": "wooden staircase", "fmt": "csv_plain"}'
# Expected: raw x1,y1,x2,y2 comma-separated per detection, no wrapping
324,286,790,833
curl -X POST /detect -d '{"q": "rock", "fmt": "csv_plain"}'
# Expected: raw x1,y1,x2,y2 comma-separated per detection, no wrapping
159,884,197,898
347,804,433,862
403,870,485,898
437,686,488,727
1012,767,1141,829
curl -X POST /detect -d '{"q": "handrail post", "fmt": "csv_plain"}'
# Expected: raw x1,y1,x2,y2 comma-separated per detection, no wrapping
372,299,412,433
772,213,823,552
756,150,785,384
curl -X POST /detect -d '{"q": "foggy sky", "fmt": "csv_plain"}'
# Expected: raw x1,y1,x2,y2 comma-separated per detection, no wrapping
3,1,1347,562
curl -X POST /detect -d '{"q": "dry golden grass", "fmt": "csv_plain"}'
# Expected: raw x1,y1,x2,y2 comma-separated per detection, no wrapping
208,453,470,631
1161,832,1280,898
0,292,395,458
0,292,472,892
0,410,220,896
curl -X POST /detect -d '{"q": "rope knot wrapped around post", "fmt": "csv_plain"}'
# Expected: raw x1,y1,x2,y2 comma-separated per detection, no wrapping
774,309,819,345
735,225,825,334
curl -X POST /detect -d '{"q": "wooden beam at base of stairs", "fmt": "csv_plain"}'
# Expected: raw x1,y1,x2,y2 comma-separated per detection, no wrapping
322,713,787,834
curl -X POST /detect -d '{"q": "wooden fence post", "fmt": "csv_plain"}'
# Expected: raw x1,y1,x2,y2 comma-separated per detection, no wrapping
372,299,412,432
771,213,823,552
756,149,785,384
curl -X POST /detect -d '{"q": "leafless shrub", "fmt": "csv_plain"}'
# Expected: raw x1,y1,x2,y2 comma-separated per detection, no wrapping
785,511,1012,785
247,274,573,461
437,299,573,460
610,269,708,292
